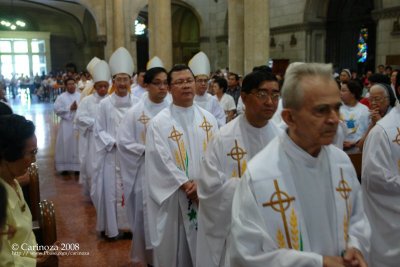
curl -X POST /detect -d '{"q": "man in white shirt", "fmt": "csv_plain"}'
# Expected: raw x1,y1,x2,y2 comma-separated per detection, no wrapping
92,47,139,239
229,62,370,267
117,64,169,266
197,71,283,267
54,77,80,173
75,60,110,199
145,64,218,267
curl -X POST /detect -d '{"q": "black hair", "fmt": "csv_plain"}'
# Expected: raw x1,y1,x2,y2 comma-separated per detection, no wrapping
242,71,278,94
213,76,228,93
228,72,239,81
252,65,273,74
144,67,168,84
0,102,12,116
368,73,390,85
167,64,194,85
0,114,35,162
64,77,76,86
342,80,363,101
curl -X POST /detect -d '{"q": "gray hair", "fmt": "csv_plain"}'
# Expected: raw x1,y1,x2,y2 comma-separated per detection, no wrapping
282,62,334,109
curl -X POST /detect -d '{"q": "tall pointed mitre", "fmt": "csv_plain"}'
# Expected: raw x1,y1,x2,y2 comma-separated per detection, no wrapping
188,51,210,77
109,47,134,77
146,56,164,70
92,60,111,83
86,57,100,76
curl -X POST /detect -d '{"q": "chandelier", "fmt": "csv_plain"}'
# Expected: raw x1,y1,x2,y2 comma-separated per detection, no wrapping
0,19,26,30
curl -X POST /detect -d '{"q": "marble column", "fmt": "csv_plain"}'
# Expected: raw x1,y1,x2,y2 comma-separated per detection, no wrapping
113,0,125,49
243,0,270,74
228,0,244,75
148,0,173,70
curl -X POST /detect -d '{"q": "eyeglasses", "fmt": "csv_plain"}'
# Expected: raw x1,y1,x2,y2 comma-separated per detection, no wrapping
369,96,387,103
150,80,168,87
195,78,209,84
171,78,195,87
250,90,280,101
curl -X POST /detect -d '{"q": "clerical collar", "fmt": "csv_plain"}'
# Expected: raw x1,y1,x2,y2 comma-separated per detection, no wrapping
111,92,132,107
146,95,166,107
281,131,325,167
171,103,194,112
194,93,207,101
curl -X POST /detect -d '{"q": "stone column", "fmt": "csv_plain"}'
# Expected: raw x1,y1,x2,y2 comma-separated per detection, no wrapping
243,0,269,74
113,0,125,49
228,0,244,75
148,0,173,70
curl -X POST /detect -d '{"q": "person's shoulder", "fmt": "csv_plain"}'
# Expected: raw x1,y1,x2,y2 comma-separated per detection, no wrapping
218,115,240,136
356,102,369,112
196,104,218,123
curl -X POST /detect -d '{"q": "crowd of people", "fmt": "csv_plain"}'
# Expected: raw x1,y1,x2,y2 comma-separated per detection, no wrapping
1,46,400,267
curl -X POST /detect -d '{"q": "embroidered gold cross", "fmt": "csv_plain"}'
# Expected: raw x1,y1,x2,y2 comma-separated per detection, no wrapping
263,179,296,249
169,126,186,171
138,112,150,125
392,127,400,145
199,116,213,142
336,168,352,249
227,139,247,178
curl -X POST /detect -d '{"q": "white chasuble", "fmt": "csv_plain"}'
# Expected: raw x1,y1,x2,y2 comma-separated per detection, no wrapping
75,92,106,197
54,91,81,172
229,133,370,267
92,93,139,237
145,103,218,267
117,96,169,264
362,104,400,267
196,115,282,267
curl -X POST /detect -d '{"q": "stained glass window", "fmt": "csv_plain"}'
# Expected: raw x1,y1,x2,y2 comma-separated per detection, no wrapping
357,28,368,63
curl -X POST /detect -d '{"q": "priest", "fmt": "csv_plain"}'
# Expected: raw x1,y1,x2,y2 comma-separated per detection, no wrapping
54,77,80,173
190,51,225,128
196,71,283,267
145,64,218,267
229,62,370,267
92,47,139,239
75,60,110,199
117,60,169,266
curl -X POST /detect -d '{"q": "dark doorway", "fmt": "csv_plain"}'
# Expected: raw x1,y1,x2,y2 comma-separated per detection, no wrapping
326,0,375,75
135,11,149,71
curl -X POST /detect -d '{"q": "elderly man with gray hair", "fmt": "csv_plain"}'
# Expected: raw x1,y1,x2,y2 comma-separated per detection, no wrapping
229,62,370,267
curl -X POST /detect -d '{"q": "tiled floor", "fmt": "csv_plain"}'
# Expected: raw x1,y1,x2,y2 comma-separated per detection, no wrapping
9,94,132,267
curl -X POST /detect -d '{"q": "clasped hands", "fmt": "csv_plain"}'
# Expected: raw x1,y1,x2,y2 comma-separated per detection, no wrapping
180,180,199,205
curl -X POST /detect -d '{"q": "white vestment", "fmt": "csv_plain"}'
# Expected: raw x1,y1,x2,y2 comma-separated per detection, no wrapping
131,84,146,98
54,91,81,172
75,92,106,197
194,93,226,128
92,93,139,237
145,104,218,267
117,96,169,264
362,104,400,267
197,115,283,267
79,81,94,102
229,133,370,267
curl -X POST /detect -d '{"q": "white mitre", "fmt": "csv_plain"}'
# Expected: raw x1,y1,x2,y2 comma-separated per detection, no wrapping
109,47,135,77
188,51,210,77
146,56,164,70
86,57,100,76
92,60,111,83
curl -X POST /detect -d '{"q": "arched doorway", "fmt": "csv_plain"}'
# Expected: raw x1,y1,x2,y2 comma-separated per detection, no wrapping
325,0,375,74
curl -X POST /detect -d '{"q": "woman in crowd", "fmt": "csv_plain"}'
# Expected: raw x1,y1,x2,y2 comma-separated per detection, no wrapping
213,76,236,122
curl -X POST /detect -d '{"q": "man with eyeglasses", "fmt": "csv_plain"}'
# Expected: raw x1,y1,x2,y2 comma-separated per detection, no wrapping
229,63,370,267
116,61,170,266
196,70,283,267
145,64,218,267
190,51,226,128
92,47,140,239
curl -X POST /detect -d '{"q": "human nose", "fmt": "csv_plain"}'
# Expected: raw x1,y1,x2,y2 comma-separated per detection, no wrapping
327,109,340,124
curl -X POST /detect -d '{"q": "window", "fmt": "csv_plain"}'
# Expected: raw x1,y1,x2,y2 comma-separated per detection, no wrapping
357,28,368,63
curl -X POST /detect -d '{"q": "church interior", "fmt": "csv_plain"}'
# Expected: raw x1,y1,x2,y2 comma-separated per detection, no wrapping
1,0,400,266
